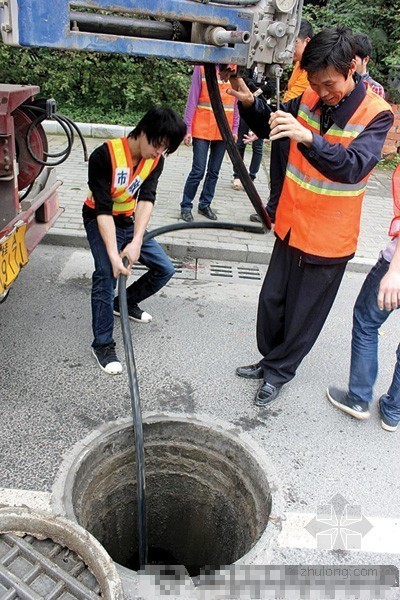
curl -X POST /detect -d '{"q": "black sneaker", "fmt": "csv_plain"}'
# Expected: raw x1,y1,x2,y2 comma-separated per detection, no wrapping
92,343,122,375
378,398,399,432
113,300,152,324
326,386,370,420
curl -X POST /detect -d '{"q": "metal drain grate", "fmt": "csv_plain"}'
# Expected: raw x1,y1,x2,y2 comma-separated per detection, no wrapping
131,259,196,280
197,260,266,284
132,259,265,283
0,532,101,599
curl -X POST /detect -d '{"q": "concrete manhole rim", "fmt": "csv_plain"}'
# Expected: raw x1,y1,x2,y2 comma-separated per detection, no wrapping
0,506,124,599
51,412,285,568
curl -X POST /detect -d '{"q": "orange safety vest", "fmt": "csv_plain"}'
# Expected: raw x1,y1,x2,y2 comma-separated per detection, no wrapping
85,137,160,217
282,61,309,102
191,66,236,141
274,86,391,258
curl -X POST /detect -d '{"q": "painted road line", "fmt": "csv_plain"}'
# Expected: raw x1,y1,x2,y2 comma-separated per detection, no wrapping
0,488,52,512
278,511,400,554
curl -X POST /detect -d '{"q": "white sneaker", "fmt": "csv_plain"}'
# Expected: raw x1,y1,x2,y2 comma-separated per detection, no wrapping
92,345,122,375
114,302,152,324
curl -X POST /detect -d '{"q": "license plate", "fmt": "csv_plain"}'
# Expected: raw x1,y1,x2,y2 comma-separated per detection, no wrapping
0,224,28,294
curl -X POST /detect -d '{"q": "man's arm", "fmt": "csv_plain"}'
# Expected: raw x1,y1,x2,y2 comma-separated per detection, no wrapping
88,146,130,278
121,156,164,265
299,110,394,183
121,200,153,266
97,215,130,278
227,76,301,140
378,237,400,311
183,66,201,145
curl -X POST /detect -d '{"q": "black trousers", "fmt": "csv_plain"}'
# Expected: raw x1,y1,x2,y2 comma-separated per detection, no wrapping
257,237,347,386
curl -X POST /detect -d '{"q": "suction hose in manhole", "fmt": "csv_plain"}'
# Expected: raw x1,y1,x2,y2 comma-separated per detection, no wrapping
52,415,282,578
51,65,281,578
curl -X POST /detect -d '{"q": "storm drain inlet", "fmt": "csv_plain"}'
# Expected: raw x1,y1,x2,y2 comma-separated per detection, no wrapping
52,414,279,576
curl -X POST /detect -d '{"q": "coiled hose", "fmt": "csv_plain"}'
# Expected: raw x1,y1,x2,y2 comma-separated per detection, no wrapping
118,65,270,569
25,105,88,166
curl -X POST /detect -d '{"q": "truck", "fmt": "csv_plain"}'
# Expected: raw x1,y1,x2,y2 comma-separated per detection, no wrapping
0,0,303,298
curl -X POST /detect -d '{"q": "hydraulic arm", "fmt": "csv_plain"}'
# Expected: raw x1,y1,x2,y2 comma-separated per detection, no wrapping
1,0,302,79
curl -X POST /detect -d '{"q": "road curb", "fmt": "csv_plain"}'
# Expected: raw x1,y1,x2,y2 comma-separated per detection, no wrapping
43,229,375,273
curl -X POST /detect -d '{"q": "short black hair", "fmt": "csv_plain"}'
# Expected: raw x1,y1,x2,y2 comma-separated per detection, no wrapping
300,26,355,79
128,105,186,155
353,33,373,60
298,18,314,41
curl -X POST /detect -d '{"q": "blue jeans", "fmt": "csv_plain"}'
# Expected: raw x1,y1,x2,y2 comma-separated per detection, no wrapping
84,218,174,348
349,255,400,422
180,138,226,210
233,118,264,181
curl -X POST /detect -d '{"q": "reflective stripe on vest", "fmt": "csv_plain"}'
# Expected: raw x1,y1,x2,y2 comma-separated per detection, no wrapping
85,138,160,216
274,86,392,258
191,66,236,141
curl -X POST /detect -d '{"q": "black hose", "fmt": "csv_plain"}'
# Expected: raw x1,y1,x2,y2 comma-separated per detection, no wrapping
203,64,271,232
119,221,263,570
116,65,271,569
24,106,88,166
118,257,148,568
143,220,263,241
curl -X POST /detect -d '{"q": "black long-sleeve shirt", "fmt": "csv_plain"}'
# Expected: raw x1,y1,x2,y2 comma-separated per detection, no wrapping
240,75,393,186
240,76,393,263
82,142,164,226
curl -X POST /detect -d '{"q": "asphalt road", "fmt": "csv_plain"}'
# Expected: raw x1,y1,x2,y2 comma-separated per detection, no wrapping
1,245,400,598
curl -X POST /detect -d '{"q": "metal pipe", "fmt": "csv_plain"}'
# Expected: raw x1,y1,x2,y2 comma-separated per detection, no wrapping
204,26,250,46
70,10,188,41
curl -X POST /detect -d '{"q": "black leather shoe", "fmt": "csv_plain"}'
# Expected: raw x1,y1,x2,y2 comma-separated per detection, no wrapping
198,206,217,220
255,381,281,407
236,364,263,379
181,209,193,222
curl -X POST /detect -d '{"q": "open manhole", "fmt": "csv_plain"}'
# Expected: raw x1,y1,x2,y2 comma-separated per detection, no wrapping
52,414,282,578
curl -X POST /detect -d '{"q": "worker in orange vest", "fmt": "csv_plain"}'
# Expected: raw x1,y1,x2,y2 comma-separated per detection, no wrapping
180,65,239,222
227,27,393,408
282,18,314,102
83,107,186,375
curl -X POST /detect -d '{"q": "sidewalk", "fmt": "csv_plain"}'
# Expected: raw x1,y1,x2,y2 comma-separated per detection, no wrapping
44,125,394,272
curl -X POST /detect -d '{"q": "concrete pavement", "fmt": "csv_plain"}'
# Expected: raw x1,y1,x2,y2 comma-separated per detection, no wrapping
43,125,395,272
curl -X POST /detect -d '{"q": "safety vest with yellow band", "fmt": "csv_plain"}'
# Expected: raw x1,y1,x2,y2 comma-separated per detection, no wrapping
85,137,160,217
275,86,391,258
191,66,236,141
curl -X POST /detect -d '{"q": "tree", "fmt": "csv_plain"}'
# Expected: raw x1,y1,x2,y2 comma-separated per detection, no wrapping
304,0,400,101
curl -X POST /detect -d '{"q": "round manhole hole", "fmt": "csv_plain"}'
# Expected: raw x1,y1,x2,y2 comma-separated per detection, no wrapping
52,414,283,577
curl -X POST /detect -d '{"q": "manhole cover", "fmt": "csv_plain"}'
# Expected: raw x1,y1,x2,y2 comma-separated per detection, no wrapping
0,508,123,599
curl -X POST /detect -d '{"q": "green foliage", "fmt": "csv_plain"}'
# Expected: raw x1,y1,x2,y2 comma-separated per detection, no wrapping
303,0,400,101
0,41,192,124
1,0,400,119
379,154,400,170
